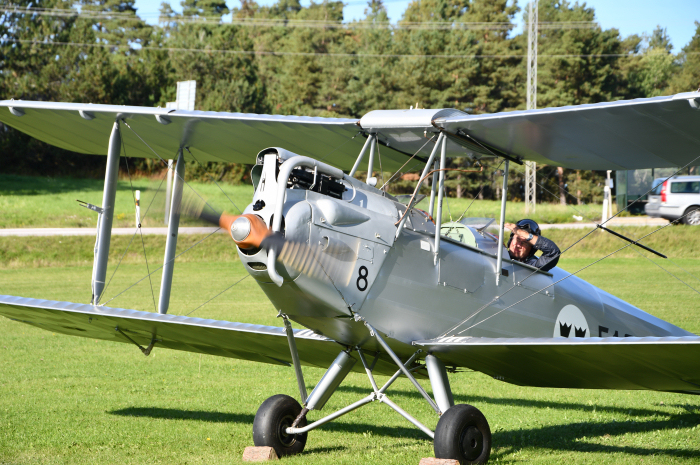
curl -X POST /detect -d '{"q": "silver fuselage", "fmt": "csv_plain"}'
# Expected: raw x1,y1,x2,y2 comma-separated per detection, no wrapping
237,151,692,359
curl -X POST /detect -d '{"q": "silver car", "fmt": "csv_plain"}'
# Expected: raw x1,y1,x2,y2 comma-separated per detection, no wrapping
645,175,700,225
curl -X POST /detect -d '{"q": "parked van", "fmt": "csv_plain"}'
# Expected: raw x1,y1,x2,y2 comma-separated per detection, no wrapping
645,175,700,225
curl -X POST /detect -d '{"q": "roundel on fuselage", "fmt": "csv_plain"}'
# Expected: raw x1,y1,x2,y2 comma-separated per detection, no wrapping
553,305,590,338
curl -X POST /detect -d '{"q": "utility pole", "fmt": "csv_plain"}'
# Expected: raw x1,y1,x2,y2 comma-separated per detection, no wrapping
164,80,196,224
525,0,538,214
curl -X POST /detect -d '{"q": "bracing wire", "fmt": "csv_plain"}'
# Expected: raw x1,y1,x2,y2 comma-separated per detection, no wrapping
443,157,700,337
599,154,700,228
121,120,221,217
318,131,362,164
103,228,221,306
185,275,250,316
444,185,453,222
394,166,484,226
455,159,497,223
184,147,242,214
124,156,158,312
101,121,232,310
376,139,385,191
380,134,436,191
509,163,700,295
99,126,166,304
455,210,697,335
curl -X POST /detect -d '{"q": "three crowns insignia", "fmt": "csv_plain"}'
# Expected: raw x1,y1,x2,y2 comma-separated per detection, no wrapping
559,322,587,338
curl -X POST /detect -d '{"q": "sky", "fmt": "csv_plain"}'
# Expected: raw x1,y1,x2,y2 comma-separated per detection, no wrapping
132,0,700,51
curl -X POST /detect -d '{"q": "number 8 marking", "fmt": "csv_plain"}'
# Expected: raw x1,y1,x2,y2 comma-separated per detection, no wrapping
357,266,369,291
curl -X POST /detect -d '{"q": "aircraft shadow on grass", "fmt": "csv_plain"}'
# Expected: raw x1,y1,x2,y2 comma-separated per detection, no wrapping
334,385,700,417
110,406,427,439
491,412,700,459
110,404,700,458
110,407,254,424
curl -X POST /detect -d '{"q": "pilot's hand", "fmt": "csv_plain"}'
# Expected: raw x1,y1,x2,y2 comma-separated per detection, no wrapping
505,222,537,244
504,223,519,234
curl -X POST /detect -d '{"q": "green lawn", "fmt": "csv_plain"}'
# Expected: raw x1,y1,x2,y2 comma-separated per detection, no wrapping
1,175,699,464
1,250,700,464
0,174,607,228
0,174,252,229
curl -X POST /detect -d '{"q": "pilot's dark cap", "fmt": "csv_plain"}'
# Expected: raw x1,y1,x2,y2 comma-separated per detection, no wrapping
515,219,541,236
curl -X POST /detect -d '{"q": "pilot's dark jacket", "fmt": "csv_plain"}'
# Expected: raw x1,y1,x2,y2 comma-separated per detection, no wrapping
511,235,560,272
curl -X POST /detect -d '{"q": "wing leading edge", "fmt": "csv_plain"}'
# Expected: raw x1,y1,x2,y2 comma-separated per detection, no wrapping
437,92,700,170
0,101,411,171
0,294,404,376
415,336,700,393
2,92,699,171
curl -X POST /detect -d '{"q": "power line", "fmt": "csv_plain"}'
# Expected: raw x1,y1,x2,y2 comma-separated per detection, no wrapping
7,38,688,60
0,6,598,31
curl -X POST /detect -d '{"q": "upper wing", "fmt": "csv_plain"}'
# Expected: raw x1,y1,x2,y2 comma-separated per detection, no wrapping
437,92,700,170
414,336,700,393
361,92,700,170
0,101,385,170
0,294,405,376
3,92,699,171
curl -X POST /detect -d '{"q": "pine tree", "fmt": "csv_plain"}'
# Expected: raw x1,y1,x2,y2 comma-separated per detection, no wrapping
181,0,230,18
667,21,700,93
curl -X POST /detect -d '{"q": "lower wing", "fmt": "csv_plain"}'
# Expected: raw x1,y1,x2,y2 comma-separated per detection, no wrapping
414,336,700,393
0,294,399,376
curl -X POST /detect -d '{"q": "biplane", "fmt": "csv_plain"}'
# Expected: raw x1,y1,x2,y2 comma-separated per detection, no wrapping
1,91,700,464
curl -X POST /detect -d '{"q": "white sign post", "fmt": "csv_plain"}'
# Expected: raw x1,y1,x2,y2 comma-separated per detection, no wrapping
164,81,197,224
135,190,141,228
601,170,613,222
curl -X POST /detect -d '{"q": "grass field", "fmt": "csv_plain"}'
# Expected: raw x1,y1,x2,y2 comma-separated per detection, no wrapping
0,174,253,229
0,173,607,228
2,174,699,464
2,234,700,463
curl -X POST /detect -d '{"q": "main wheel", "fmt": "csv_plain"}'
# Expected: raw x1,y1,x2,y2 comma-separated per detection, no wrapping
434,404,491,465
683,207,700,225
253,394,307,457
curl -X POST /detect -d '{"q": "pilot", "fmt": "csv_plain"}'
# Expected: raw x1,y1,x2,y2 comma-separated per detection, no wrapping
504,219,560,272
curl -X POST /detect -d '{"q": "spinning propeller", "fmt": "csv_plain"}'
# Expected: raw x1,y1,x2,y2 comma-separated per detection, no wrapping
180,195,358,286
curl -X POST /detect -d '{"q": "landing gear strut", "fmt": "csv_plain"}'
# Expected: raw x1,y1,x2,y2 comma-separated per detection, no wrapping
256,315,493,463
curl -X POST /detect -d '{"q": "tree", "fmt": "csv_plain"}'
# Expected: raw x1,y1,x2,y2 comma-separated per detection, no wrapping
667,21,700,93
181,0,230,18
620,26,677,98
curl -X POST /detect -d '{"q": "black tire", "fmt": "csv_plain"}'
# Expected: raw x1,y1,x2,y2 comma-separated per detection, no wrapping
683,207,700,226
253,394,307,457
434,404,491,465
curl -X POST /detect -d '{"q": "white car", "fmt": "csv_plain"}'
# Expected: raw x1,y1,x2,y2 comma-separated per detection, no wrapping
645,175,700,225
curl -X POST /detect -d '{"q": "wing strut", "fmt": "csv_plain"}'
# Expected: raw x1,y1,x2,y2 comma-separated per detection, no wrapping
158,148,185,314
348,134,373,177
92,121,121,304
433,134,448,265
495,160,510,285
395,132,444,239
366,135,377,184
